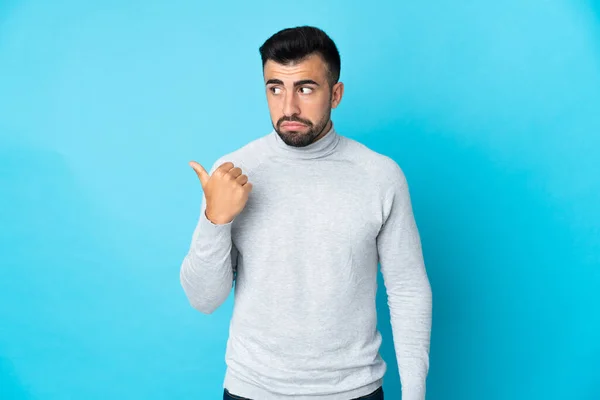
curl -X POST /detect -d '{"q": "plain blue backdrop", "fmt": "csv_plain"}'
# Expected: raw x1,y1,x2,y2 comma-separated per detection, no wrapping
1,1,599,399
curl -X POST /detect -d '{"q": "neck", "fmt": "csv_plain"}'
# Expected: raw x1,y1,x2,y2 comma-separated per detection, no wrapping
311,120,332,143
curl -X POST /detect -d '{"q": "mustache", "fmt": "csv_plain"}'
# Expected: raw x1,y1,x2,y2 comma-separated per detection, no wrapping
277,116,313,127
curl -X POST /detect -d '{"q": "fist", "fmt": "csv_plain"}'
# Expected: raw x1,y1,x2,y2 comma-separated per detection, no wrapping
189,161,253,224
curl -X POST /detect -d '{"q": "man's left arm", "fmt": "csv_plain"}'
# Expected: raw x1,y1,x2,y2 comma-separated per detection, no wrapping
376,162,432,400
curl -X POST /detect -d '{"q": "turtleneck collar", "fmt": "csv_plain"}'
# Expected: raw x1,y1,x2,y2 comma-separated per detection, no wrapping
268,122,341,160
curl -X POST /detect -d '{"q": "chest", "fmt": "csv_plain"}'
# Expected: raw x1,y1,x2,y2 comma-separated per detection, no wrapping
230,162,384,255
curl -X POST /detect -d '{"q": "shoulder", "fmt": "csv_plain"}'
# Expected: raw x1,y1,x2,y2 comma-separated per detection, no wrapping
340,136,409,192
209,132,271,175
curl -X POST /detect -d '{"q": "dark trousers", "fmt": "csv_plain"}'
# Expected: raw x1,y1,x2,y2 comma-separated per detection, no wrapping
223,386,383,400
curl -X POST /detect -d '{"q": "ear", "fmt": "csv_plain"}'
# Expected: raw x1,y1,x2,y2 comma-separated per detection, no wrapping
331,82,344,109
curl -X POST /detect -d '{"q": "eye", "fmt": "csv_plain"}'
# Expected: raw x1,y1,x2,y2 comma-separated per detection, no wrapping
270,87,282,95
299,87,313,94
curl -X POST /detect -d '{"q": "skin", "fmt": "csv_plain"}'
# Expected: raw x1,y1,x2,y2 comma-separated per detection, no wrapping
264,53,344,147
190,161,252,224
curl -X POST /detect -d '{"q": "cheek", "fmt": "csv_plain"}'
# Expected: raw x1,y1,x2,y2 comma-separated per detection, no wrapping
302,96,329,117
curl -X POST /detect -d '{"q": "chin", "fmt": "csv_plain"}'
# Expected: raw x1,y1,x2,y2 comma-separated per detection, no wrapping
277,130,314,147
282,129,307,135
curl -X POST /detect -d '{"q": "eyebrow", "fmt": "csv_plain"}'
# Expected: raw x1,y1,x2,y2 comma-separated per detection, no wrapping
265,79,320,86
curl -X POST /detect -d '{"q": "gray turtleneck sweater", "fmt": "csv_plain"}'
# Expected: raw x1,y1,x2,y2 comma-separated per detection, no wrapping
180,125,432,400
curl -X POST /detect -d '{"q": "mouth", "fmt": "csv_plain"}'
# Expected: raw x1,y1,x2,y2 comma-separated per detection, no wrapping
280,122,308,130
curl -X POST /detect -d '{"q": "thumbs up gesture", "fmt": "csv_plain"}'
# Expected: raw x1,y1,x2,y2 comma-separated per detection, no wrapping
189,161,253,225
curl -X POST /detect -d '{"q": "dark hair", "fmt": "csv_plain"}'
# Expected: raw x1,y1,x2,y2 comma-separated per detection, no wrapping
259,26,341,87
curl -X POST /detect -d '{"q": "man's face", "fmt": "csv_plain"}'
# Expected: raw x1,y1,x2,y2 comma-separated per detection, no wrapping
263,53,344,147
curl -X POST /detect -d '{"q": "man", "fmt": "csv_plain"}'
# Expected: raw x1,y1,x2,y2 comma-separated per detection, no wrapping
180,26,432,400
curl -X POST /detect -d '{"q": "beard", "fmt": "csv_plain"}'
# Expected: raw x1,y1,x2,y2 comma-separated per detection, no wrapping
273,110,331,148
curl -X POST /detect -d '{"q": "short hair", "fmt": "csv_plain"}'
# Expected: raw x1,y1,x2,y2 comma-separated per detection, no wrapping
259,26,341,87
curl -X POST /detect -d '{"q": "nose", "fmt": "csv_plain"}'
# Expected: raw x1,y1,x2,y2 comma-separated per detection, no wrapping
282,91,300,117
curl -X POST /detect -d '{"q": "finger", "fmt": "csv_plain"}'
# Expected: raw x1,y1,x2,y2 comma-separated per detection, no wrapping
236,174,248,185
243,182,253,192
215,162,235,175
228,167,243,179
189,161,209,187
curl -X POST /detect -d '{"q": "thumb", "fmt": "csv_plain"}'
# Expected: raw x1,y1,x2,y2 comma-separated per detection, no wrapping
189,161,209,187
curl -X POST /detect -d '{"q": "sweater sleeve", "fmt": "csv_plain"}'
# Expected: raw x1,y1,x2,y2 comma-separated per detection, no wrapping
179,162,238,314
376,163,432,400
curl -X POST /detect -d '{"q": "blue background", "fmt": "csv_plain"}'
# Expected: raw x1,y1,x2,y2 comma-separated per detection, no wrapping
1,1,599,399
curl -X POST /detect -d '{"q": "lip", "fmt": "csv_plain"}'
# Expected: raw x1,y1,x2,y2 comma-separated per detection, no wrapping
281,122,307,129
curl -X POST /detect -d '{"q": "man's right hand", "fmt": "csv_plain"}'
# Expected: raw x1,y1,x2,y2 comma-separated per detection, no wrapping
189,161,253,225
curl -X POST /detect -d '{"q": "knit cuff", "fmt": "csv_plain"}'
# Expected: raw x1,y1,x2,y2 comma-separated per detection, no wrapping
191,210,234,256
402,386,426,400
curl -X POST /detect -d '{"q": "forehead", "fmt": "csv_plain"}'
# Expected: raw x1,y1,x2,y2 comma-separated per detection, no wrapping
263,53,328,82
